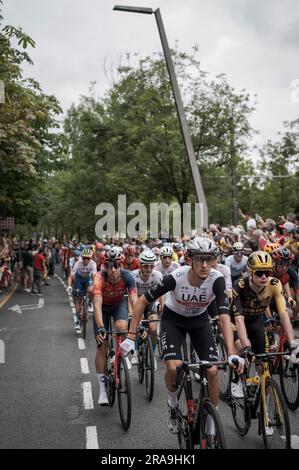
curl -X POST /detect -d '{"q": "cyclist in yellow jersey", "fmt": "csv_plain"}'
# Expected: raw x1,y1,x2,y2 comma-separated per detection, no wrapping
230,251,299,363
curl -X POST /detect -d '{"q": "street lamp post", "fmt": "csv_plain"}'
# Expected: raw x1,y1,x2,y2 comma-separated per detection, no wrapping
113,5,208,229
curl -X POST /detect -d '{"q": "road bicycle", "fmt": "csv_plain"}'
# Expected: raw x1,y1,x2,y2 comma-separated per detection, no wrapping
136,319,160,402
225,351,291,449
102,317,132,431
176,336,227,449
266,318,299,411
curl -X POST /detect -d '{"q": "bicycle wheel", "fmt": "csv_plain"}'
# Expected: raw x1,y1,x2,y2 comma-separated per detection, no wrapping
117,355,132,431
260,376,291,449
81,297,88,340
279,343,299,411
216,336,230,401
137,340,144,384
105,349,116,407
177,380,193,449
196,401,227,449
230,372,251,436
144,337,155,402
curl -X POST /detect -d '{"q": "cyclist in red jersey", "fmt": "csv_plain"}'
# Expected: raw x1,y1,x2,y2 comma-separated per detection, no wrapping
123,245,140,271
92,248,138,406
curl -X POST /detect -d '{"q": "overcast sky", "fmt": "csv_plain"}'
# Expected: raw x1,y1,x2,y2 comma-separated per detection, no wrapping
2,0,299,149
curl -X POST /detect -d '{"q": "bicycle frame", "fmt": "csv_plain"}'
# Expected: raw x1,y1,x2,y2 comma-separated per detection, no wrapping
244,353,287,427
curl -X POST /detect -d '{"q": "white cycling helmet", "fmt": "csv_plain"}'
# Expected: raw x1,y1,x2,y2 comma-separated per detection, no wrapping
187,237,216,257
232,242,244,252
139,249,157,265
160,246,174,257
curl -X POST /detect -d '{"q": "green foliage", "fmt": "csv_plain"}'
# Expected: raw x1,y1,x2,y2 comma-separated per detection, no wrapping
0,9,65,226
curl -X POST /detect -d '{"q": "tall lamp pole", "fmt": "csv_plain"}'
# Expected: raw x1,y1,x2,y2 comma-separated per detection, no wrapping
113,5,208,229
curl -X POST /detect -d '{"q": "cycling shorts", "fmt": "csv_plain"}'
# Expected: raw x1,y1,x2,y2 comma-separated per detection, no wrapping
73,275,93,298
160,306,218,362
245,316,265,354
93,299,129,333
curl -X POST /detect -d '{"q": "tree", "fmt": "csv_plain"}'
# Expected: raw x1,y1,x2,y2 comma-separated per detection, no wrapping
0,2,64,227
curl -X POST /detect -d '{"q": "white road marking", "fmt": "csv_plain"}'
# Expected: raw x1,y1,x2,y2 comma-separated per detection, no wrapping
72,308,76,315
70,301,75,308
78,338,86,350
81,358,90,375
73,315,77,323
9,298,44,314
85,426,99,449
281,435,299,448
82,382,94,409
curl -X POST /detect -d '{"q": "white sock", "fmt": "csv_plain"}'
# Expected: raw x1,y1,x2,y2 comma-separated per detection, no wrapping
168,390,178,408
97,373,105,386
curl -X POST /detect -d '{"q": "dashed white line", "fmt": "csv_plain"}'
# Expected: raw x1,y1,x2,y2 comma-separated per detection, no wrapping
85,426,99,449
80,358,90,375
82,382,94,409
78,338,86,350
72,308,76,315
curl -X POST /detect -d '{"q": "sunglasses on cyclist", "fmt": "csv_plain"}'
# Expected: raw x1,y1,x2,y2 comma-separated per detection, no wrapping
82,257,91,261
254,270,271,278
161,256,172,260
140,264,154,269
192,254,215,264
106,261,121,270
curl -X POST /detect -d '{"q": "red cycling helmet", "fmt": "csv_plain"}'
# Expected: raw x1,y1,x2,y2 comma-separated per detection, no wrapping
103,248,125,265
272,247,294,263
124,246,135,257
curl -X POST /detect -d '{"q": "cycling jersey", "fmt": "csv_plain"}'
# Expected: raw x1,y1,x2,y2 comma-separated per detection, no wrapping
144,266,229,318
132,269,163,297
92,269,137,305
215,263,232,291
71,259,97,278
123,258,140,271
154,260,180,276
231,277,286,319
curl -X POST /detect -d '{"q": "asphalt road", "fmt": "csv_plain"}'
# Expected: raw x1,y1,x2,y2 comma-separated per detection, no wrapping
0,270,298,450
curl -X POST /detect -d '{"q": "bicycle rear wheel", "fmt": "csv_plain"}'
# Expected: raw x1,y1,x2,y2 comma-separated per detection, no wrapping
279,342,299,411
260,377,291,449
117,355,132,431
137,339,144,384
196,401,227,449
144,337,155,402
81,297,88,339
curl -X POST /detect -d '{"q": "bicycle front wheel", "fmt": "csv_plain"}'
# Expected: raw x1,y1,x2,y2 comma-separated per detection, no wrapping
177,381,193,449
196,401,227,449
230,373,251,436
144,337,155,402
279,345,299,411
260,377,291,449
117,355,132,431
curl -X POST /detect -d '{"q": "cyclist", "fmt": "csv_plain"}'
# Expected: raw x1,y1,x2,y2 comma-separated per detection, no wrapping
67,248,96,331
123,245,140,271
271,247,299,323
92,248,138,406
69,249,81,271
225,242,248,283
121,237,244,434
154,245,180,276
231,251,299,373
132,249,164,370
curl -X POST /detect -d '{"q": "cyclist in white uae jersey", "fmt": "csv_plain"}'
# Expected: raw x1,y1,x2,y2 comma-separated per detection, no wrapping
154,245,180,276
211,246,233,302
67,248,97,330
132,249,164,369
121,237,244,434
